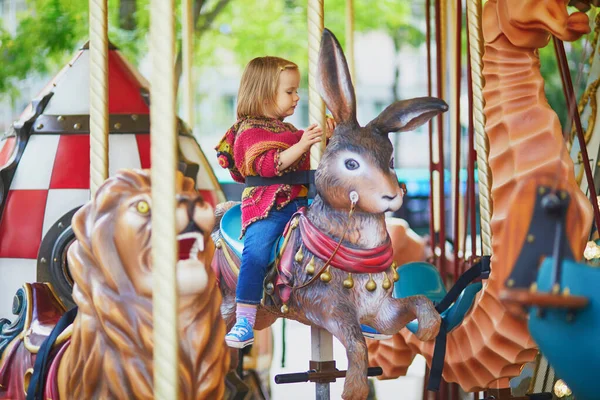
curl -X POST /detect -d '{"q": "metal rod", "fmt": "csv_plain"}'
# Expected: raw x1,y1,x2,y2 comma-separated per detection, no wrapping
554,37,600,231
426,0,436,259
435,0,447,283
452,0,463,283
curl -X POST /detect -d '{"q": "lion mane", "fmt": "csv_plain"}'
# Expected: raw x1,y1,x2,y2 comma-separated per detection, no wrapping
62,169,229,399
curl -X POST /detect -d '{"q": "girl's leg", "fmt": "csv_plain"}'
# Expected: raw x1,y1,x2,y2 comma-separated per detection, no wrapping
226,200,304,348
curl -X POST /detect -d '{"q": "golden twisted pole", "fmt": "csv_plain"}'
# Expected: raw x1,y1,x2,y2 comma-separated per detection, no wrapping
467,0,493,255
308,0,326,169
89,0,108,196
150,0,179,397
307,2,333,398
182,0,194,128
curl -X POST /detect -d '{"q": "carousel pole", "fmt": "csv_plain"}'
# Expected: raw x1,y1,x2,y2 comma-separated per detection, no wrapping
450,0,463,282
181,0,226,204
450,1,462,399
150,0,179,398
182,0,194,128
89,0,109,196
308,0,332,399
308,0,327,168
466,0,492,256
345,0,355,82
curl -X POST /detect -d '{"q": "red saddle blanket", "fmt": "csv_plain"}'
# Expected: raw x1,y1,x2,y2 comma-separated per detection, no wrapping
212,207,394,304
276,208,393,302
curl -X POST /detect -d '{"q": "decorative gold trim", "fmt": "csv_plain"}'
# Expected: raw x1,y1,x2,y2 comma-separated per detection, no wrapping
365,274,377,291
0,331,24,367
278,221,296,258
392,265,399,282
23,283,69,354
305,256,316,275
294,246,304,263
570,76,600,163
319,267,332,283
343,273,354,289
382,273,392,290
23,367,34,396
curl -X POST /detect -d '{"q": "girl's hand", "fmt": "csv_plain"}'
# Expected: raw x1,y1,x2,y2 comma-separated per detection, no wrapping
325,116,336,138
299,123,323,151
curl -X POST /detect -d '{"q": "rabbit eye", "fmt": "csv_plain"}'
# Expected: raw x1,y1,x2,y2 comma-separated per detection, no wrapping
389,157,395,169
345,159,360,170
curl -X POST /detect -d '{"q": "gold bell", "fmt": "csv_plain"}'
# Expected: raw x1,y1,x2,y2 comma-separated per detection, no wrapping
343,273,354,289
265,282,275,295
290,218,299,229
281,304,289,314
529,282,537,293
215,240,222,249
382,273,392,290
295,246,304,263
320,267,332,283
305,256,316,275
365,274,377,291
392,267,399,282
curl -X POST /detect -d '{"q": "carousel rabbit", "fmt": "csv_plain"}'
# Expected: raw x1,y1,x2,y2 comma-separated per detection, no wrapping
211,29,447,400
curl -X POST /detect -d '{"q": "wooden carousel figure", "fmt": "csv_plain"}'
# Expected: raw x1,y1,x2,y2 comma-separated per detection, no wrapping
212,29,447,400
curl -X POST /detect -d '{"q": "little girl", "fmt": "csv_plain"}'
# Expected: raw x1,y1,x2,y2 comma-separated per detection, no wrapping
216,56,333,348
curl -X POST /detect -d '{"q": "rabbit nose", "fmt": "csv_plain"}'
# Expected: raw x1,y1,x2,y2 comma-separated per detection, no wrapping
382,194,397,201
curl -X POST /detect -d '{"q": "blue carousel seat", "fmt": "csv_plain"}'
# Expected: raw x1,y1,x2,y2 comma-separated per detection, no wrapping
393,262,482,334
528,257,599,400
219,204,281,264
220,204,245,258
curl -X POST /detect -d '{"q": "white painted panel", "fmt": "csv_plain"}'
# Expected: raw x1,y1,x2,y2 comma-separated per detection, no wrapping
42,189,90,237
0,258,37,319
109,134,141,176
10,135,60,190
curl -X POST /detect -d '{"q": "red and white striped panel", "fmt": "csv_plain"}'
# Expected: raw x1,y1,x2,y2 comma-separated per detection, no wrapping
0,132,222,258
0,131,223,316
0,133,148,260
0,136,17,168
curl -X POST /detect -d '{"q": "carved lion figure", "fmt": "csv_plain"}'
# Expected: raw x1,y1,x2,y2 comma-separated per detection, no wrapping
59,169,229,399
0,169,229,399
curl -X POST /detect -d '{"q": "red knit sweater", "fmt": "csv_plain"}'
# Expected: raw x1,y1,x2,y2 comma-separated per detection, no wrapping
219,117,310,234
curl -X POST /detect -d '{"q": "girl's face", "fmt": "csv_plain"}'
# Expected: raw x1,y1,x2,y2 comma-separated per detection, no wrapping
266,69,300,120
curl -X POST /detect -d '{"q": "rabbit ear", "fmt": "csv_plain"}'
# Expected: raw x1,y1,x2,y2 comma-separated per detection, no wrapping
367,97,448,134
317,29,358,127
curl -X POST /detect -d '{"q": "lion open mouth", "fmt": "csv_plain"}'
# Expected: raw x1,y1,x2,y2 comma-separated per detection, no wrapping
176,232,209,294
177,232,205,260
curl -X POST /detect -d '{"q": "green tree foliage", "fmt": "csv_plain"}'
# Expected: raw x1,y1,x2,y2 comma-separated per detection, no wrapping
540,37,591,129
0,0,84,97
0,0,592,124
0,0,232,100
195,0,423,79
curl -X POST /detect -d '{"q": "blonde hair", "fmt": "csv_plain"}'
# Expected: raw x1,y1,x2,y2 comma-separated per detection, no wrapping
236,56,298,119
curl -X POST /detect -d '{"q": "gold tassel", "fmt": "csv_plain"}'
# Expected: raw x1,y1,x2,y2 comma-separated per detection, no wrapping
365,274,377,291
343,273,354,289
305,256,316,274
320,267,332,283
382,273,392,290
295,246,304,263
392,262,399,282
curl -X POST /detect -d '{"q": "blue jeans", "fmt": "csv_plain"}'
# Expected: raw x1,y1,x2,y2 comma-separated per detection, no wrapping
236,198,307,305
